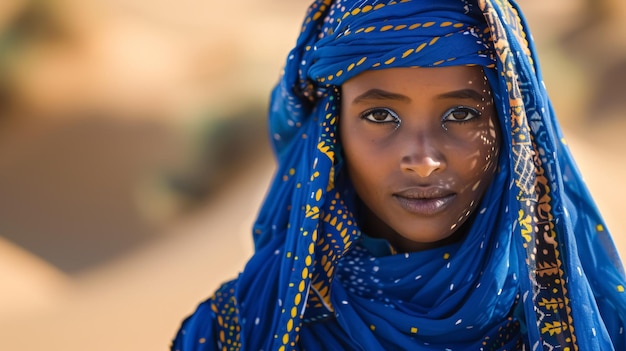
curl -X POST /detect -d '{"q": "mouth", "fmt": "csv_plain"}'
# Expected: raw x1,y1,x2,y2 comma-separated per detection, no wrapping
393,189,456,215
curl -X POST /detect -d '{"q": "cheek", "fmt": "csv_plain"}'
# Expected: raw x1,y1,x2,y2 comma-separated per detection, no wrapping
340,115,385,166
342,138,381,183
449,118,500,194
340,121,369,180
483,116,501,166
473,123,501,194
465,117,500,168
477,125,500,172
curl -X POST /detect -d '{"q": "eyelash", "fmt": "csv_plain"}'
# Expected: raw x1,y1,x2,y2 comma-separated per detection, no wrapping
360,107,400,124
359,106,482,126
442,106,482,124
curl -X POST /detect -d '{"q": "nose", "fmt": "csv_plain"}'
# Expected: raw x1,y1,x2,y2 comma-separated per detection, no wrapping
400,133,446,178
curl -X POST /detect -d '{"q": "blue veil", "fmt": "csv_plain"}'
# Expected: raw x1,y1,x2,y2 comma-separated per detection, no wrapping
172,0,626,350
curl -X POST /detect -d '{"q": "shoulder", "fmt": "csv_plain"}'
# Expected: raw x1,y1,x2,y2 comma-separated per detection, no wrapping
170,298,217,351
171,280,239,351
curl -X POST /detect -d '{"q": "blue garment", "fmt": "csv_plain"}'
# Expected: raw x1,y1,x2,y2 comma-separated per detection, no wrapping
172,0,626,350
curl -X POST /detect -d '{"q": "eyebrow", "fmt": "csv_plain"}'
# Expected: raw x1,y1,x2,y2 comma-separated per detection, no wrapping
350,88,488,104
436,88,488,101
351,89,411,104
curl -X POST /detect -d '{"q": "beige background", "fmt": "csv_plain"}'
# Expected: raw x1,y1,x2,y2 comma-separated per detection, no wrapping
1,1,625,350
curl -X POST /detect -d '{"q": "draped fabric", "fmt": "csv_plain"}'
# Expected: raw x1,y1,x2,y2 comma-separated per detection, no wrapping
172,0,626,350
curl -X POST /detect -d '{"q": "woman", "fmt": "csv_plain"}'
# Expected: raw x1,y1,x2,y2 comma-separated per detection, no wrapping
172,0,626,349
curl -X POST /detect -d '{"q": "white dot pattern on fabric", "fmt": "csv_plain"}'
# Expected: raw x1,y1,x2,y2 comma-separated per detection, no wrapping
337,246,378,297
332,239,522,348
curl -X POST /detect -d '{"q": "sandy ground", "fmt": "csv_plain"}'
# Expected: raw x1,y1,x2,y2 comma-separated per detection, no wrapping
1,1,625,350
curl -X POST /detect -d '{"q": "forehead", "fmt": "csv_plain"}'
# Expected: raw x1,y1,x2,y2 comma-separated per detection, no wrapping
341,66,489,92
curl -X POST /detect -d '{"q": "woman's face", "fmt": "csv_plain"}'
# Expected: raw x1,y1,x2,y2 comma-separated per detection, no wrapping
340,66,500,252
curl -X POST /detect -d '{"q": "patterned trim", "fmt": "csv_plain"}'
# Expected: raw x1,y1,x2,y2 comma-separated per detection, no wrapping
478,0,577,349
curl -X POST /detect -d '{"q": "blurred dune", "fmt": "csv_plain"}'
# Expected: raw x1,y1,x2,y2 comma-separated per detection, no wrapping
0,236,70,315
0,1,625,350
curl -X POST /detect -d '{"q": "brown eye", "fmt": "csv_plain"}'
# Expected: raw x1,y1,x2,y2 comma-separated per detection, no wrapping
442,106,481,123
361,108,400,124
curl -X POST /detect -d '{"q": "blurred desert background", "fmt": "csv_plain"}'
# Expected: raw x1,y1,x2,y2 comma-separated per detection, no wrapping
0,0,624,350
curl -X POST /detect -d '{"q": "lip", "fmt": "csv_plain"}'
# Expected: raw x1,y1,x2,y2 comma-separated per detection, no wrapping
393,188,456,215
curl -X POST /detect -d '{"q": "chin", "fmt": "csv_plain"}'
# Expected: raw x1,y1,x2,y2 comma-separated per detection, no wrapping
394,223,470,252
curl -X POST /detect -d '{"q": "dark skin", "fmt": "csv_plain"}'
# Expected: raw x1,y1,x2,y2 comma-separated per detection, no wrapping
340,66,501,252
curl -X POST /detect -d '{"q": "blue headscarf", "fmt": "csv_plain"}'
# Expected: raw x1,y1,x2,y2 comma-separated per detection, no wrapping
172,0,626,350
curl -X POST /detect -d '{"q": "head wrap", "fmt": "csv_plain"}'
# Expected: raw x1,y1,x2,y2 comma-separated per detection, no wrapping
173,0,626,350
